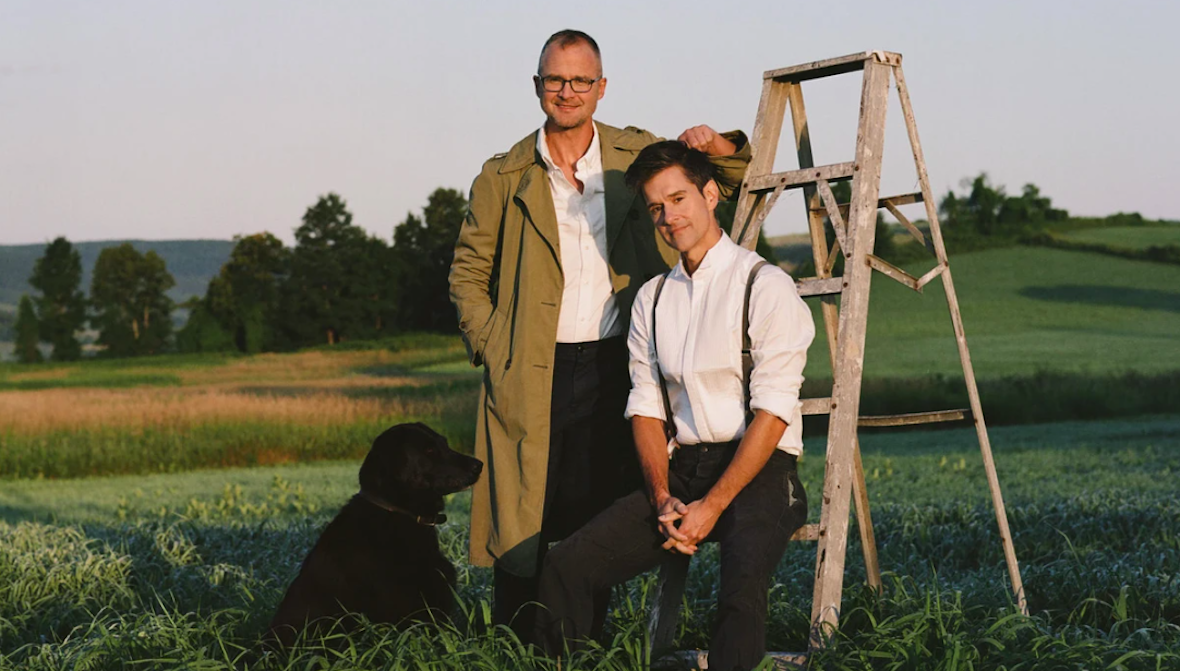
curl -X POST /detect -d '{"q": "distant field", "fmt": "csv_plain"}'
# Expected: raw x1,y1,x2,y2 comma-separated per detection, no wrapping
2,246,1178,479
803,246,1180,379
1061,224,1180,249
1,416,1177,669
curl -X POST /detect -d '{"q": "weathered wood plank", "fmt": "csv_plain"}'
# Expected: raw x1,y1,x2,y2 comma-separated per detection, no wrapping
893,63,1027,615
745,162,856,193
866,253,921,291
795,277,844,297
732,78,789,247
810,58,891,647
764,50,901,82
858,408,970,427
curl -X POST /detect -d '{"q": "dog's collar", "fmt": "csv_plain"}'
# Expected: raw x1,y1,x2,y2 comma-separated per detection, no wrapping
358,489,447,526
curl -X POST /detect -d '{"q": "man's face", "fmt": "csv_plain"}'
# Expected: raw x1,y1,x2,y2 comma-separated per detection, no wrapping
534,41,605,131
642,166,721,258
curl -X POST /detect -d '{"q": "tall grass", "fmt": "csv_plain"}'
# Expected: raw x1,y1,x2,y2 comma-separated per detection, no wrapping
1,417,1178,669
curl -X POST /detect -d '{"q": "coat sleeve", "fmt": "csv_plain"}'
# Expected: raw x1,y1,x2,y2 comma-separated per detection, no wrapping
710,130,752,201
449,159,504,367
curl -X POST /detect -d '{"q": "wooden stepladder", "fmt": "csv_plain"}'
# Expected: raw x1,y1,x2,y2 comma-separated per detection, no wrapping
649,51,1028,669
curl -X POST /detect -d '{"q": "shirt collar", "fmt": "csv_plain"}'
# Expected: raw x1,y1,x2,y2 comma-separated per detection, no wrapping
537,123,601,174
670,231,739,281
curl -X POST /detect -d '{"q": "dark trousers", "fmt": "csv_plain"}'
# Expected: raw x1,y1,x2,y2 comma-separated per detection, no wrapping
533,443,807,671
493,336,637,640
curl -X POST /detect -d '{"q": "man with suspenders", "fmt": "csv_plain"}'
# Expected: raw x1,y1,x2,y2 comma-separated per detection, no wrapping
533,141,815,671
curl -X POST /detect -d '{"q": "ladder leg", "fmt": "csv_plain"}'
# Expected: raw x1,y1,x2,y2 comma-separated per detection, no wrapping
809,59,892,649
892,64,1027,615
786,81,884,594
733,77,789,246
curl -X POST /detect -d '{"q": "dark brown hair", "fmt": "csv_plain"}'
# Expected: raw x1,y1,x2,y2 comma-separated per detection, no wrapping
624,140,717,193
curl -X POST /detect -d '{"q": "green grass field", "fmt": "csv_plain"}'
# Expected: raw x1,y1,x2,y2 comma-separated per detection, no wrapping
803,247,1180,380
2,416,1177,669
2,243,1179,668
1061,225,1180,250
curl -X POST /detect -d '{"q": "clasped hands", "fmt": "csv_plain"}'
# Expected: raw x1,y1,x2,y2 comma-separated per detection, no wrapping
656,493,723,556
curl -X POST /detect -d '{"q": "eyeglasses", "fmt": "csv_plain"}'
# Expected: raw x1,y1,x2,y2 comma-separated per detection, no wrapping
537,75,600,93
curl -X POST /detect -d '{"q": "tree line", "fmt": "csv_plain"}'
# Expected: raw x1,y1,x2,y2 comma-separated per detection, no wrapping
13,189,467,362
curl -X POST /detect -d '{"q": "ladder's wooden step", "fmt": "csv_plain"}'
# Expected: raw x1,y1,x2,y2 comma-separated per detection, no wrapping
800,397,833,415
747,162,856,193
796,277,843,298
764,50,901,82
654,650,808,670
858,408,972,427
800,398,972,428
809,191,924,213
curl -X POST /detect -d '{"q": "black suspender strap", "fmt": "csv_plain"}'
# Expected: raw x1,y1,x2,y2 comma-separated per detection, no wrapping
651,272,675,441
742,260,770,427
650,259,770,443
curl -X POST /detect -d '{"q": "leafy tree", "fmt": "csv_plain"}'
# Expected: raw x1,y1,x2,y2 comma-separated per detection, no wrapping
205,233,290,353
29,237,86,361
13,295,43,364
90,243,176,357
391,188,467,332
281,193,395,347
939,173,1068,243
175,296,235,353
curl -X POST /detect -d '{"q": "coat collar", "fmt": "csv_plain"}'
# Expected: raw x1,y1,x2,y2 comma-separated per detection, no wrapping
498,120,649,266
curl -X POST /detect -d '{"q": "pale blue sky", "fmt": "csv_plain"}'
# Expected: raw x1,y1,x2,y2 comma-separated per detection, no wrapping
1,0,1176,246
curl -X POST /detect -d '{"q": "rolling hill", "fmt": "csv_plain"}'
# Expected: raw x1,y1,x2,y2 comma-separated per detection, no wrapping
0,239,234,339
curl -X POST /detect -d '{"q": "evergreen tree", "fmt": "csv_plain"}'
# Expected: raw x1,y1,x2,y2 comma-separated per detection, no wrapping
29,237,86,361
90,243,176,357
14,295,43,364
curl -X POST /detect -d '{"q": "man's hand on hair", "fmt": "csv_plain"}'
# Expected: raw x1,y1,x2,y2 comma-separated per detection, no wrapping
677,125,737,157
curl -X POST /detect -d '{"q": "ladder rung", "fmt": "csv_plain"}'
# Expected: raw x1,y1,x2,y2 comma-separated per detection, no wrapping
747,162,856,193
800,399,971,428
764,50,901,82
800,397,832,415
866,254,921,291
809,191,924,213
792,523,820,542
858,408,972,427
796,277,843,298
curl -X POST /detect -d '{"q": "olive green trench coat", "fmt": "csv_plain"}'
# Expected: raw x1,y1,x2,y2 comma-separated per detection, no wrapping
449,121,750,576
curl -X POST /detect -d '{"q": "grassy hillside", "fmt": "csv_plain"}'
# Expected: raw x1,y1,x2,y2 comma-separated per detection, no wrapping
802,246,1180,379
1061,224,1180,249
0,239,234,308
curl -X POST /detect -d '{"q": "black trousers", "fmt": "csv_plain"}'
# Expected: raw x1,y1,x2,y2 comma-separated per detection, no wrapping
533,443,807,671
493,336,637,640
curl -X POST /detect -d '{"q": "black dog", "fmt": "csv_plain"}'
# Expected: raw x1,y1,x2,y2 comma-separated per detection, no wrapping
265,422,483,647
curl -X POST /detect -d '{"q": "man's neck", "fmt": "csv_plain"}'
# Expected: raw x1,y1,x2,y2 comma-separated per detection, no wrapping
682,225,724,277
543,120,595,167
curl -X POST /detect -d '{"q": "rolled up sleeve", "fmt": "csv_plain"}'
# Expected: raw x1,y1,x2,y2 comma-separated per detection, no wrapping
747,269,815,425
624,279,667,422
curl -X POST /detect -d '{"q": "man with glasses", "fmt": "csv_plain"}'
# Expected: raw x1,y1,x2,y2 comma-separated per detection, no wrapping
449,29,750,640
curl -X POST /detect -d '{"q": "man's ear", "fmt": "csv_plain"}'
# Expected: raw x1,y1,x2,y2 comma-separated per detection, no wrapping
703,179,720,212
533,75,543,99
597,76,607,101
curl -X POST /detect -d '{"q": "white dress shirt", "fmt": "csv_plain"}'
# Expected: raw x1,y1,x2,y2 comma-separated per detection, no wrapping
537,125,620,343
625,234,815,455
